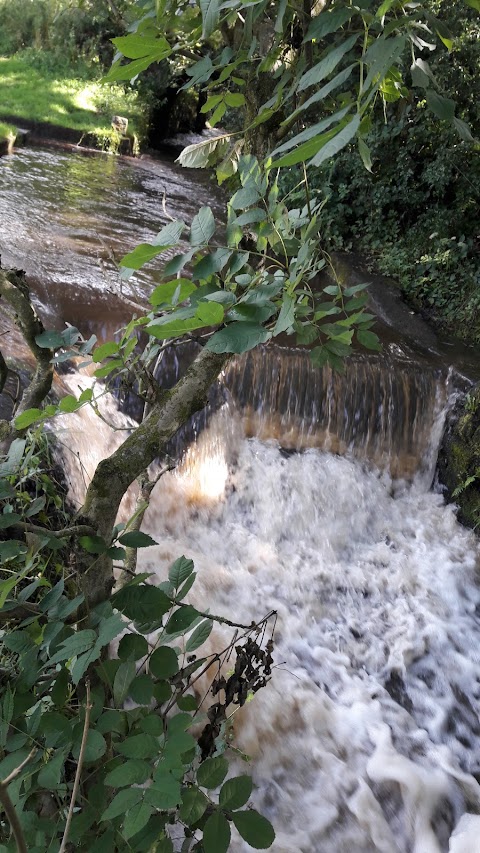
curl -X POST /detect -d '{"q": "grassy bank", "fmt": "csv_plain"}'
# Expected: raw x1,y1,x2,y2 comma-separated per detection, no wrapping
0,52,144,145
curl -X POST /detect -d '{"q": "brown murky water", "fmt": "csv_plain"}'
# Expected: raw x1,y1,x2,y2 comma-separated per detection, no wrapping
0,145,224,340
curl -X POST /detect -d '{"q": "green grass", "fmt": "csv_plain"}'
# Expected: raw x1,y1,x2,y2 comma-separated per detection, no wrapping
0,120,15,140
0,54,143,139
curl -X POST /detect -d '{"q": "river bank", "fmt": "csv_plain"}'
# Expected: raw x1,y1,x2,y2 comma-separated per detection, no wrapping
0,54,143,154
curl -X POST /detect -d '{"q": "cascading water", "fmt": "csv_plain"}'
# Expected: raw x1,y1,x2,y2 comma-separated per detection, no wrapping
55,354,480,853
3,144,480,851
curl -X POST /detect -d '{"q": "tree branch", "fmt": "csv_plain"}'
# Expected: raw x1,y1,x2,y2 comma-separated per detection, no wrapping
121,464,175,584
79,347,229,608
0,748,37,853
0,270,54,423
58,680,91,853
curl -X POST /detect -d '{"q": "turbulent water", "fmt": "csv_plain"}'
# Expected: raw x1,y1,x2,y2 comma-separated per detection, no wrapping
3,145,480,851
55,372,480,853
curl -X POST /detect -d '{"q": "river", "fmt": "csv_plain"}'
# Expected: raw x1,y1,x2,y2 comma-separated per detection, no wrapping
1,145,480,852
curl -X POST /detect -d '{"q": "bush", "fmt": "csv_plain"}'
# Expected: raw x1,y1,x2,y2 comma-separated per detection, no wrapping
285,0,480,342
0,431,276,852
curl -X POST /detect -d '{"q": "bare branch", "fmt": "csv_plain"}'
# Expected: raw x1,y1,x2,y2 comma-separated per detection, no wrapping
0,748,37,853
121,464,175,584
58,680,91,853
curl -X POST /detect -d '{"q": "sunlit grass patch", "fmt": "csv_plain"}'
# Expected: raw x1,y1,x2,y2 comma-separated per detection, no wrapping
0,55,143,138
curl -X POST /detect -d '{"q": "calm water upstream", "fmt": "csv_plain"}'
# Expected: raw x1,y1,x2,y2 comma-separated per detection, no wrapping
2,145,480,852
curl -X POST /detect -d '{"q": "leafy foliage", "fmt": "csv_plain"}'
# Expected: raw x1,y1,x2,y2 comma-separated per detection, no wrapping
0,436,276,851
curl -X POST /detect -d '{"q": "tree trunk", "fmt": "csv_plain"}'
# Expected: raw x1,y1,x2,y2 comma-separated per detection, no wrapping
77,347,229,608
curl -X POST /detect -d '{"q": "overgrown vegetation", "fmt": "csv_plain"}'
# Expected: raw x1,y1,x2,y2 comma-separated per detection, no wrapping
0,0,478,849
0,433,276,850
293,0,480,342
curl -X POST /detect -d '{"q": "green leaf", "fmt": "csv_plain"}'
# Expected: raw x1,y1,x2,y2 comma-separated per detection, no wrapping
35,330,64,349
117,734,159,760
113,584,171,623
150,279,196,307
102,53,170,83
425,90,455,122
37,749,65,789
123,802,153,841
119,531,158,548
358,138,372,172
298,34,359,91
230,185,261,210
185,619,213,653
453,117,475,142
203,811,231,853
48,630,96,664
286,65,356,123
219,776,253,810
149,647,179,679
357,329,381,350
165,605,199,635
79,534,108,554
310,114,361,167
273,110,351,166
200,0,220,38
120,243,172,271
129,674,155,705
410,58,435,88
0,540,27,561
93,342,120,362
273,295,295,335
233,208,266,226
177,694,198,711
101,788,143,821
58,394,81,413
114,660,136,706
118,633,149,661
104,760,151,788
225,93,245,108
363,35,406,92
145,775,182,809
72,729,106,763
305,7,354,41
190,206,216,245
206,322,270,354
232,810,275,849
139,715,164,736
169,556,194,588
197,756,229,789
112,34,170,59
14,408,44,429
177,137,227,169
179,787,209,825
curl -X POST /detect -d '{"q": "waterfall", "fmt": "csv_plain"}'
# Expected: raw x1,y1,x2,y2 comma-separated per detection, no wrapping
54,347,480,853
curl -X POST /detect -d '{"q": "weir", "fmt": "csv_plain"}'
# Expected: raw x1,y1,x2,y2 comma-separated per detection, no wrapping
3,145,480,852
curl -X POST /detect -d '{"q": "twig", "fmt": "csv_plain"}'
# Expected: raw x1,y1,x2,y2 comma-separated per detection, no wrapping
175,603,277,631
12,522,96,540
0,747,37,853
58,679,91,853
120,464,175,585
